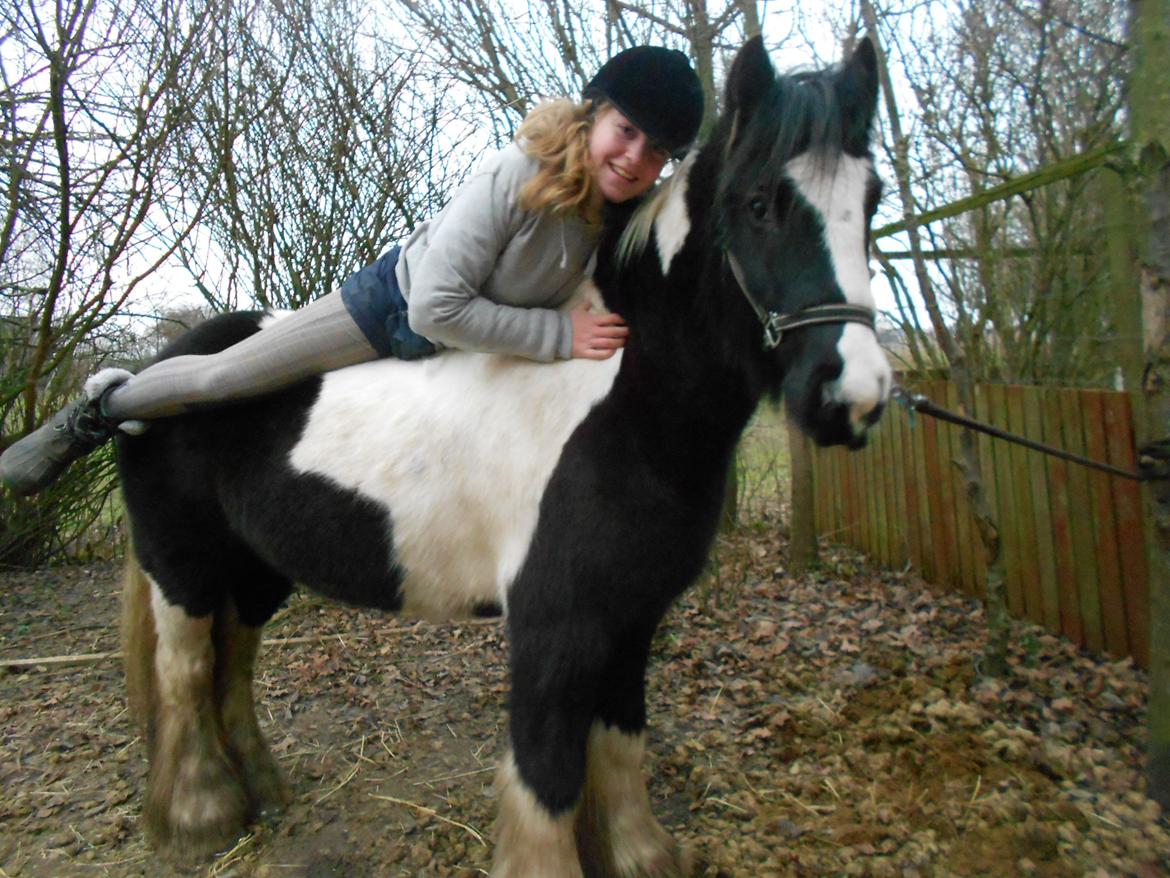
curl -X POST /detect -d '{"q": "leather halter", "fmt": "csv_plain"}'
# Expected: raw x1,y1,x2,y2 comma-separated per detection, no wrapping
726,252,876,350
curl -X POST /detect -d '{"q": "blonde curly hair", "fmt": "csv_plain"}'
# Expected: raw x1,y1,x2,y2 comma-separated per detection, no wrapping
515,98,605,225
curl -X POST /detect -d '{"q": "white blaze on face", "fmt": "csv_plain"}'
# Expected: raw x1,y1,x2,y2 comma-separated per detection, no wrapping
784,153,874,309
784,152,891,428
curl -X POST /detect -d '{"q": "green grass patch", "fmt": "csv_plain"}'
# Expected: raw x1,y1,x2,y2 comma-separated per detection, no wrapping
734,402,791,524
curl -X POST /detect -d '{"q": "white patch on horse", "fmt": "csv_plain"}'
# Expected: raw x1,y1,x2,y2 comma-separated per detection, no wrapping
654,152,695,275
582,723,686,875
150,579,213,702
831,322,891,428
785,153,891,431
288,287,621,618
494,752,583,878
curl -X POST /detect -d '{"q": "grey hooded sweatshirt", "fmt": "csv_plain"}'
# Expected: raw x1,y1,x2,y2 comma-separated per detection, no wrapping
394,144,601,362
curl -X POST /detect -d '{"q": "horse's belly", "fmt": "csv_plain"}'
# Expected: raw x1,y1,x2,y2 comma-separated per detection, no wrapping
287,350,621,618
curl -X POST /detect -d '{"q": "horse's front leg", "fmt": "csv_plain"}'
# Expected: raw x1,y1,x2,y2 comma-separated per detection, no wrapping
577,621,690,878
493,622,600,878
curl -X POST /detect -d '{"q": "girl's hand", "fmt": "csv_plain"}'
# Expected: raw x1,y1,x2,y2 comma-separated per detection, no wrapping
570,302,629,359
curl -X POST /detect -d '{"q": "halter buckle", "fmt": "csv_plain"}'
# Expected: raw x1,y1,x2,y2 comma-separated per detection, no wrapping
763,314,785,349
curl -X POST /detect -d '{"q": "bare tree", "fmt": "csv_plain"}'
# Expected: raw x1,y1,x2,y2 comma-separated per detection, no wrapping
166,0,463,311
394,0,776,137
1128,0,1170,812
1,0,225,566
849,0,1128,672
877,0,1127,387
1,0,221,432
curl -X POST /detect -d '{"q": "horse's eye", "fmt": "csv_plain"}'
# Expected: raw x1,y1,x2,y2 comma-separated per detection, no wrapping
749,197,768,220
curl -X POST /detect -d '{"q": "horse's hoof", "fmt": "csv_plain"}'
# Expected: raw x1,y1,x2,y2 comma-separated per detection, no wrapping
621,843,692,878
145,805,250,863
491,859,586,878
651,842,692,878
583,830,691,878
243,760,292,818
144,756,250,861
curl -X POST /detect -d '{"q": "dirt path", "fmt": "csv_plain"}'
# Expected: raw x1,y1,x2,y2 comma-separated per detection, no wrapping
0,523,1166,877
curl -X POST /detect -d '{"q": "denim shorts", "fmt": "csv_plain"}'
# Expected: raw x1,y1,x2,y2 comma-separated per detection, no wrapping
339,246,438,360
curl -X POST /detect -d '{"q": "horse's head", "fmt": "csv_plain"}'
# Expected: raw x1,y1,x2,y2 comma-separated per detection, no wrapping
715,36,891,448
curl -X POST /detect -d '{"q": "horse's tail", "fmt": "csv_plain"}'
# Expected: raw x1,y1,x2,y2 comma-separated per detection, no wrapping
121,545,157,747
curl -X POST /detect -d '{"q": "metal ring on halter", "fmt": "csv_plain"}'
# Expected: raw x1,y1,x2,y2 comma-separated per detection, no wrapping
725,251,877,349
762,305,877,348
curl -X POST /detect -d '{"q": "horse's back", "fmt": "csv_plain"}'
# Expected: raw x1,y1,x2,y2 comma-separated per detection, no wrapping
118,313,622,620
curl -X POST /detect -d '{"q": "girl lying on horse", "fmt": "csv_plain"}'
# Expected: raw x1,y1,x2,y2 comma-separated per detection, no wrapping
1,46,704,496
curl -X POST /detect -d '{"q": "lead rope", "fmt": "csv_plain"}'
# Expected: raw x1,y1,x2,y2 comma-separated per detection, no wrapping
724,252,1162,480
891,386,1169,482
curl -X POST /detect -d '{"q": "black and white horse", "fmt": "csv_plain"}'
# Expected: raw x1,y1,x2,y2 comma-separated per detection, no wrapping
117,37,890,876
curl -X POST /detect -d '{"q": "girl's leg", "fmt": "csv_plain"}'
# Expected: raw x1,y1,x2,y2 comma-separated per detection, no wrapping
0,292,378,494
103,291,376,420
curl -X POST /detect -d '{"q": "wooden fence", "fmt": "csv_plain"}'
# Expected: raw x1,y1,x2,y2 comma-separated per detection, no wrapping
810,380,1149,668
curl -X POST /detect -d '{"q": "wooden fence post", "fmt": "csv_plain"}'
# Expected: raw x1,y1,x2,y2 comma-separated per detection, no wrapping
787,419,817,574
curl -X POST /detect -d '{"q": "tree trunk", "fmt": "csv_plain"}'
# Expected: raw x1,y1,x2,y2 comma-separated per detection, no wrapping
1130,0,1170,812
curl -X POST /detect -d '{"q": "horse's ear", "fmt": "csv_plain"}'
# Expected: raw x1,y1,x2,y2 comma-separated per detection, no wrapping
724,36,775,134
837,36,880,151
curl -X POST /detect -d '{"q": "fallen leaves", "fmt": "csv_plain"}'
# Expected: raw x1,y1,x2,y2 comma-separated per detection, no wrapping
659,521,1169,877
1,523,1168,878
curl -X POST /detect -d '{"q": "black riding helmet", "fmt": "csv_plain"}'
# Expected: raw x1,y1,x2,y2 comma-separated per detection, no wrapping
584,46,704,158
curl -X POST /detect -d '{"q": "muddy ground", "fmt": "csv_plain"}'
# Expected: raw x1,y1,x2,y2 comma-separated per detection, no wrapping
0,518,1166,878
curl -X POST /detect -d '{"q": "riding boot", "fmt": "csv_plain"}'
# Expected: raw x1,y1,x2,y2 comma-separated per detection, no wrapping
0,384,124,496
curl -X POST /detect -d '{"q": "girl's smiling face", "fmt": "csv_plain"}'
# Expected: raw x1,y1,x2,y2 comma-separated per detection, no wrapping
588,107,671,203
